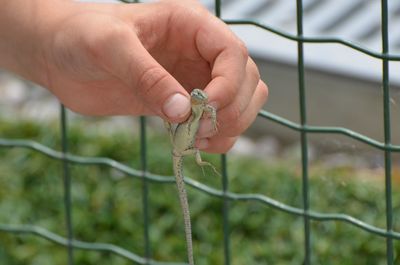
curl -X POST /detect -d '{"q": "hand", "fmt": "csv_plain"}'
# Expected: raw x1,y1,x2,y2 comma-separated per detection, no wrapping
1,0,268,153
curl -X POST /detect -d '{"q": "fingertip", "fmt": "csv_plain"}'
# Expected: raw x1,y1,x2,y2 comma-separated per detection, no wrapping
162,93,191,122
198,136,237,154
197,118,218,138
195,138,210,150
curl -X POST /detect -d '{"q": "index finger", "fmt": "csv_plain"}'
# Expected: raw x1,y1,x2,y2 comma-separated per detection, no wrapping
195,16,248,110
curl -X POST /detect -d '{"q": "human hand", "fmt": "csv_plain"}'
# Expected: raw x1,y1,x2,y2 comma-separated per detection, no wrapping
1,0,268,153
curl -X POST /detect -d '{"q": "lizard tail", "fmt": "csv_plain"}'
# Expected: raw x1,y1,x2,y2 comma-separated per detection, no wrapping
173,156,195,265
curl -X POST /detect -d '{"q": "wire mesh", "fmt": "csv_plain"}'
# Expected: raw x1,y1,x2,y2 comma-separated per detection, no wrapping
0,0,399,264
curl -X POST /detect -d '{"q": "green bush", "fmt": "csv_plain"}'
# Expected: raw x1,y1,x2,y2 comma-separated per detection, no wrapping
0,118,399,265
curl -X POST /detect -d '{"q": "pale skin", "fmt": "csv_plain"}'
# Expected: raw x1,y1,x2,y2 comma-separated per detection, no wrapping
0,0,268,153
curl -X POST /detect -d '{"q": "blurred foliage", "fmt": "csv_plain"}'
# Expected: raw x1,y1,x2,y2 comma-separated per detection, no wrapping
0,118,400,265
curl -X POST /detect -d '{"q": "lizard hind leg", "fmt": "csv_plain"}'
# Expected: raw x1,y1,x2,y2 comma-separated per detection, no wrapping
195,150,220,177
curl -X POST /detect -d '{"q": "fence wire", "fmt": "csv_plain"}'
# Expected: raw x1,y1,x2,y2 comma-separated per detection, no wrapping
0,0,399,264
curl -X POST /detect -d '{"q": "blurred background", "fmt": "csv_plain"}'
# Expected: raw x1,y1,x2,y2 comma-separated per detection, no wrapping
1,0,400,264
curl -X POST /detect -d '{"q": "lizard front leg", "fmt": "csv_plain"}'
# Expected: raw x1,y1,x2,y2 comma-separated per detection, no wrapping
164,120,174,144
204,105,218,132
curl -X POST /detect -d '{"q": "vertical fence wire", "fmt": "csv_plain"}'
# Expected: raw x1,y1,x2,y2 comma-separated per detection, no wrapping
133,1,150,262
220,154,231,265
295,1,311,264
60,105,74,265
214,1,231,264
380,0,394,264
215,0,221,18
140,116,151,263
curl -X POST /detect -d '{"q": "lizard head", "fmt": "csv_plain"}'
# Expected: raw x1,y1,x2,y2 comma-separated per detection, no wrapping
190,88,208,105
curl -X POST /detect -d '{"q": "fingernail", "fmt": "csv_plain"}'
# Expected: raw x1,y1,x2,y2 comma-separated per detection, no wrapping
196,138,209,150
162,93,190,120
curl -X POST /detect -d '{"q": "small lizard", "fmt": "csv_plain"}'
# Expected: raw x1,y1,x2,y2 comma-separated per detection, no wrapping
165,88,219,265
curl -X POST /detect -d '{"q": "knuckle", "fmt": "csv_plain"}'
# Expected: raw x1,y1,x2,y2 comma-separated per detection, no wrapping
223,119,247,137
248,59,261,81
224,104,242,123
226,138,237,151
237,39,249,59
222,74,240,95
84,23,130,60
219,138,237,153
159,1,180,14
218,99,261,137
137,66,168,97
258,80,269,101
216,75,239,108
207,137,236,154
106,23,131,40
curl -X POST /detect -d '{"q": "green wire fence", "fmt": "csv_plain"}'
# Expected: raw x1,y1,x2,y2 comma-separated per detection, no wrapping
1,0,400,264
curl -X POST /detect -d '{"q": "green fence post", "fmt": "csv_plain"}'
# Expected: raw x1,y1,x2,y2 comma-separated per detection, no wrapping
380,0,394,264
214,2,231,264
140,116,151,264
221,154,231,265
60,105,74,265
295,1,311,264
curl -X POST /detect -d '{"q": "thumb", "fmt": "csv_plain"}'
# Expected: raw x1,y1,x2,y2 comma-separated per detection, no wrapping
99,26,191,122
132,58,191,123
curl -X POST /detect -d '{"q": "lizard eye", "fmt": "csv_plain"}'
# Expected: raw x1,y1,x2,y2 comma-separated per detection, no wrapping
190,88,208,102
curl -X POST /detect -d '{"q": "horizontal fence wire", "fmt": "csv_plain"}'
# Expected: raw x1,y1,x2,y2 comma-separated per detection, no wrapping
1,0,400,264
1,137,400,241
224,19,400,61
